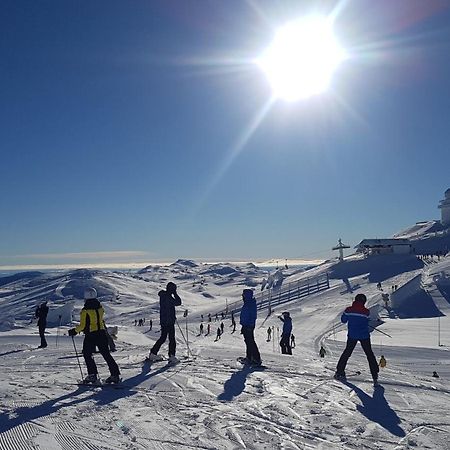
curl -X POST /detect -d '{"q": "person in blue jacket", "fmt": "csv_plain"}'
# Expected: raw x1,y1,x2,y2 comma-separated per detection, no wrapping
239,289,262,366
279,311,292,354
335,293,379,383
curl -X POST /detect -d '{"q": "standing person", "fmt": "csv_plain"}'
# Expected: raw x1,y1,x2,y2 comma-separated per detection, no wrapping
220,322,224,334
215,327,222,341
199,323,204,335
239,289,262,366
35,301,49,348
149,319,153,331
334,293,379,385
68,288,120,384
267,327,272,342
147,282,182,364
207,323,211,335
279,312,292,355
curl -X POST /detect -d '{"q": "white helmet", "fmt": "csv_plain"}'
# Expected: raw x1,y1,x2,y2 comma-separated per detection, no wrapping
84,287,97,300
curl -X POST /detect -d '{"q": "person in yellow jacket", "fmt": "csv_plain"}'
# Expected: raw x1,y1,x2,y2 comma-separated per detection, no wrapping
69,288,120,384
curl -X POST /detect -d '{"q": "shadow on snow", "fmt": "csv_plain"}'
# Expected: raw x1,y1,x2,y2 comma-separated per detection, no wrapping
343,381,406,437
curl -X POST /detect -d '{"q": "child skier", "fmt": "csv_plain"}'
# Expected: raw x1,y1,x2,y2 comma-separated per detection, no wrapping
68,288,120,384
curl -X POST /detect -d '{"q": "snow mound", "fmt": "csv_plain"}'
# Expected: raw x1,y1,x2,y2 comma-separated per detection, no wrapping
171,259,199,268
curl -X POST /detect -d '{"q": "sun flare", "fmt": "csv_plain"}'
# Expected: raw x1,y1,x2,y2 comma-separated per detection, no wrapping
257,17,346,101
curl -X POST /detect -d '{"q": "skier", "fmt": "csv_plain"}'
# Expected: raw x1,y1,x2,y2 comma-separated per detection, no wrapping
319,345,326,358
207,323,211,335
147,282,182,364
278,312,292,355
220,322,224,334
379,355,386,368
215,313,218,322
334,293,379,385
68,288,120,384
239,289,262,366
230,312,236,333
267,327,272,342
149,319,153,331
199,323,204,335
290,334,296,349
215,327,221,341
208,314,211,323
35,301,49,348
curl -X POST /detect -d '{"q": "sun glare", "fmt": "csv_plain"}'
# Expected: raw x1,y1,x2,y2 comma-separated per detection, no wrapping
258,17,346,101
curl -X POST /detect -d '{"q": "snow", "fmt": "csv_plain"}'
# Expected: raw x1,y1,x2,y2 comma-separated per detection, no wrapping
1,254,450,449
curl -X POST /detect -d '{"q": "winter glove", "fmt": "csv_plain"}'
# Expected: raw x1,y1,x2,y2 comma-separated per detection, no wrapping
68,328,77,337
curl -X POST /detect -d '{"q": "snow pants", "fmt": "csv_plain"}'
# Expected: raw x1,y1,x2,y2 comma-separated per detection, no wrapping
38,320,47,347
82,330,120,376
336,338,379,380
280,334,292,354
151,324,176,356
241,326,261,364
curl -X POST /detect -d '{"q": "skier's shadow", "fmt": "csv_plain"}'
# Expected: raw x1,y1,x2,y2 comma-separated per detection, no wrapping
343,381,405,437
218,366,265,402
0,363,173,435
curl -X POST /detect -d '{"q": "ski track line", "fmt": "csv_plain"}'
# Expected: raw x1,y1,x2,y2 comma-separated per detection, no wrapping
0,421,40,450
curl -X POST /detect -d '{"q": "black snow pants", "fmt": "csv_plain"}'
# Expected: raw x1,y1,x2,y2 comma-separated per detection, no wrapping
336,338,379,380
151,324,176,357
280,334,292,354
241,326,261,364
38,320,47,347
82,330,120,376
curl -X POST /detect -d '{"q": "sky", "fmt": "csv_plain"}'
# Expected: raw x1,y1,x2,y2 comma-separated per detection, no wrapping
1,0,450,268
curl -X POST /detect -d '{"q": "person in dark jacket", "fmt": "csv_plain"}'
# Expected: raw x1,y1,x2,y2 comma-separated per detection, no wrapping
68,288,120,384
35,301,49,348
148,282,182,364
279,311,292,355
239,289,261,366
335,293,379,383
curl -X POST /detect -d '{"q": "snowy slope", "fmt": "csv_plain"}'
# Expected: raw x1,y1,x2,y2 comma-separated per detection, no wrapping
1,257,450,449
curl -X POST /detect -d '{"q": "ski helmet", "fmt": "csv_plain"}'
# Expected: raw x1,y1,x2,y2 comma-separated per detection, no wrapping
84,287,98,300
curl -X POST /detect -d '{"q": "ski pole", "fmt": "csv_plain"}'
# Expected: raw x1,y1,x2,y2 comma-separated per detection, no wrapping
56,314,62,348
368,324,392,338
176,319,193,358
71,336,84,380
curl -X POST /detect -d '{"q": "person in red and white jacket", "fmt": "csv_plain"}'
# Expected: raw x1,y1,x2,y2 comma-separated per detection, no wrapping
334,293,379,383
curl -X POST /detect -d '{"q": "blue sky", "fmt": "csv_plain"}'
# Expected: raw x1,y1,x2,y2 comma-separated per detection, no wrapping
1,0,450,267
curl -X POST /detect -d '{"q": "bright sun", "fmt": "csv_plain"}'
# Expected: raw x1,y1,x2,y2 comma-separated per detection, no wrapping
257,17,346,102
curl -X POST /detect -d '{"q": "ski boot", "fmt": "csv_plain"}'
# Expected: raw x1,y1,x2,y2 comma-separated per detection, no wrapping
104,375,121,384
334,372,346,381
168,356,180,365
147,353,164,362
81,374,100,384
